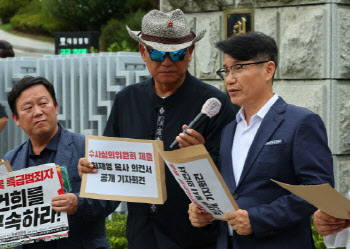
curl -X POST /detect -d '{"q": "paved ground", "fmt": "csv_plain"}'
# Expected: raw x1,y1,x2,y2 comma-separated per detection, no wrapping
0,30,55,57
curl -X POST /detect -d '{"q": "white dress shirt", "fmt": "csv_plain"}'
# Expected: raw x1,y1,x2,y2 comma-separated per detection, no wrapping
324,229,350,249
231,94,279,185
323,191,350,248
228,93,279,236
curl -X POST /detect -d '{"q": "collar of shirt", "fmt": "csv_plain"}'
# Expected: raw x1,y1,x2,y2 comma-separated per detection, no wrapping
150,71,190,106
235,93,279,127
231,93,280,183
28,124,61,157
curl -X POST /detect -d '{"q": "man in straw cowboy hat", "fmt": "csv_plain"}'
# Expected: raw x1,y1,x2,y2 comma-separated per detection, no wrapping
78,9,235,249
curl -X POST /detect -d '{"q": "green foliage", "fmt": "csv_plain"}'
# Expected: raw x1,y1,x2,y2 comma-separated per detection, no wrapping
106,213,128,249
6,0,155,49
312,222,328,249
0,23,12,31
10,13,43,33
90,46,99,53
41,0,125,31
100,9,145,52
0,0,31,23
107,41,138,53
10,0,71,35
123,0,159,11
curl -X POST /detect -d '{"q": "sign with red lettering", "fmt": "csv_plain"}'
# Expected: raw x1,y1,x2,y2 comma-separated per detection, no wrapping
159,145,238,220
80,135,166,204
0,164,68,248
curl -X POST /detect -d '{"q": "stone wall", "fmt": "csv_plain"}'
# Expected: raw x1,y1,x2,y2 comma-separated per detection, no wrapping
160,0,350,194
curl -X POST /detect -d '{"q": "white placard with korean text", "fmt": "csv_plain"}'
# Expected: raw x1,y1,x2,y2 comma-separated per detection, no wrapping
0,163,69,248
80,135,166,204
159,144,238,220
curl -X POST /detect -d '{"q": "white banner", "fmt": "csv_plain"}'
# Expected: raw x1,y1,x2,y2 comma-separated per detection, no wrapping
81,135,166,204
0,164,69,248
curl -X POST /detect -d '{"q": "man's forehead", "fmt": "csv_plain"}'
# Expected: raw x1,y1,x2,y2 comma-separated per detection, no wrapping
17,85,51,103
17,95,49,108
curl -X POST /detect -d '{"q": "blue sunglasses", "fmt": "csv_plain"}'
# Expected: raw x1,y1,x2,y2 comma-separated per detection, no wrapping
147,48,187,62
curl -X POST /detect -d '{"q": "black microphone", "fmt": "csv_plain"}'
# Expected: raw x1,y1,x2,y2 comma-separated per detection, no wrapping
170,98,222,149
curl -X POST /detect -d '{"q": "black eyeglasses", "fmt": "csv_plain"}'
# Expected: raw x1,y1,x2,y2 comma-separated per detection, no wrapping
147,48,188,62
216,61,269,80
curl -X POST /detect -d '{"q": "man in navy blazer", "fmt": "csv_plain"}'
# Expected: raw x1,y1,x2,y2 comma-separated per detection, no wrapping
188,32,334,249
4,76,117,249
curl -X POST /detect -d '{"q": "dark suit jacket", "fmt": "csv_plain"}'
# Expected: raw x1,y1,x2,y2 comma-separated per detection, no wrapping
217,97,334,249
4,125,118,249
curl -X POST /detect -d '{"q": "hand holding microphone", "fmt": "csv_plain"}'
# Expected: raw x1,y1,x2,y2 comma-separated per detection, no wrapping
170,98,222,149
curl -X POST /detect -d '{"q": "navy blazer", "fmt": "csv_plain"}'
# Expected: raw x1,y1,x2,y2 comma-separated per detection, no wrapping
217,97,334,249
4,125,118,249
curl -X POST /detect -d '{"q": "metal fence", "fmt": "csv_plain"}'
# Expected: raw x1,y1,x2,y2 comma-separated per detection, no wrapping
0,52,150,213
0,52,150,158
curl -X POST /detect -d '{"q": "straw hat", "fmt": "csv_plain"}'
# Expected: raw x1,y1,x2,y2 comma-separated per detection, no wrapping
126,9,206,52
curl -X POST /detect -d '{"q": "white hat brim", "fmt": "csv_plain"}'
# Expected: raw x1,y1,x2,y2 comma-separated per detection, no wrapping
126,26,206,52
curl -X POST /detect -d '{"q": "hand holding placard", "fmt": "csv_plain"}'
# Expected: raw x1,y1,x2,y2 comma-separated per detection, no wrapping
0,164,69,248
80,136,237,219
159,144,239,220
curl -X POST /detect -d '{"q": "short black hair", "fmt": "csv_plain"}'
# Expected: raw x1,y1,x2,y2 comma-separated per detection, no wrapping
0,40,15,58
8,76,57,118
216,31,278,69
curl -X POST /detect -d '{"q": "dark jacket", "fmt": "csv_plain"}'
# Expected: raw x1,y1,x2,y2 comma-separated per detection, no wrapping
5,125,118,249
217,97,334,249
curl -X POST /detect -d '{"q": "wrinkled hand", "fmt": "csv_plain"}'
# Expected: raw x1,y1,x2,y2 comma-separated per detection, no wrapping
188,203,213,227
224,209,253,235
175,125,205,148
78,158,97,178
313,209,349,236
51,193,78,215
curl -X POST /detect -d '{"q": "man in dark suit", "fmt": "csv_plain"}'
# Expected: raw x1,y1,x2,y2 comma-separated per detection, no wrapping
188,31,334,249
4,76,117,249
